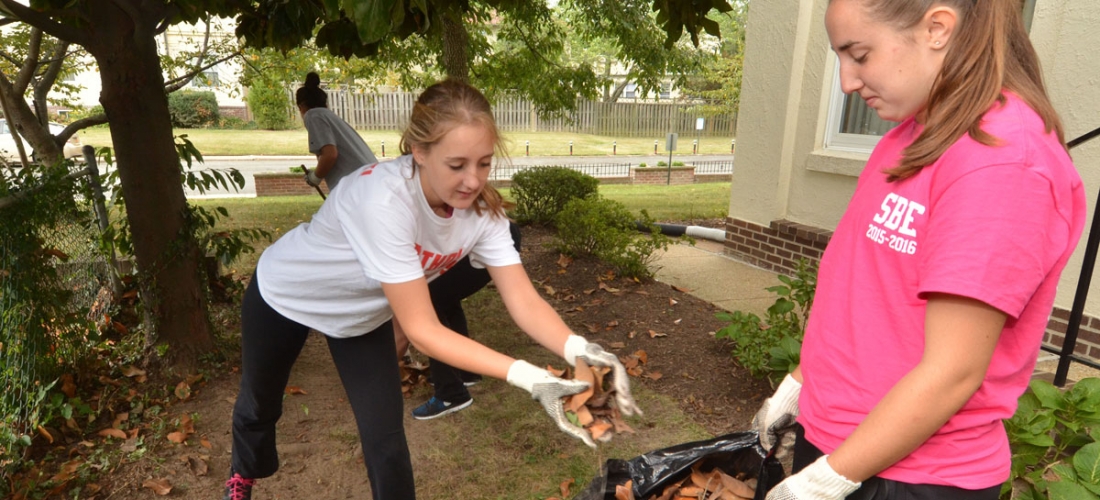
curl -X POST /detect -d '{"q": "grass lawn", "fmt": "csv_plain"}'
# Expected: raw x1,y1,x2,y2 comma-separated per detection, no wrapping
79,128,737,157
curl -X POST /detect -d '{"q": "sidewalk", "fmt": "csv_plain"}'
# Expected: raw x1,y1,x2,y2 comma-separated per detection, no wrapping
651,239,1099,384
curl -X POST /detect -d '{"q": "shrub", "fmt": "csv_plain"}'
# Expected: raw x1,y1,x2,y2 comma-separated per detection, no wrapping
216,116,258,130
168,90,220,128
69,105,109,128
672,161,684,166
637,162,647,168
247,78,294,130
714,259,816,383
554,196,675,279
511,167,599,226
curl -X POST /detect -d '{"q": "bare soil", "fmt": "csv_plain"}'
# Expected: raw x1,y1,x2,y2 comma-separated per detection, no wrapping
67,224,770,499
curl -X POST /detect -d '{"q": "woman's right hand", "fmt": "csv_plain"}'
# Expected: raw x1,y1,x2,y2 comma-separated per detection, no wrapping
506,360,596,448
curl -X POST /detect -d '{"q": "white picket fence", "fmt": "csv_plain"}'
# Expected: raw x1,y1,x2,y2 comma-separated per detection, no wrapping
321,91,736,137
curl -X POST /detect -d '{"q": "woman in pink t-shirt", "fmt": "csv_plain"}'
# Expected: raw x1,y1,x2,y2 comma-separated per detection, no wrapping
755,1,1086,499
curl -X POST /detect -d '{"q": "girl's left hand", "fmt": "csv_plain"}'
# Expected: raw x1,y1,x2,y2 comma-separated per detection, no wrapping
564,335,643,416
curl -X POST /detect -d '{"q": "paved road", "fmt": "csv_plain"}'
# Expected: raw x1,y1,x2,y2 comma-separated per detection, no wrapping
184,154,736,198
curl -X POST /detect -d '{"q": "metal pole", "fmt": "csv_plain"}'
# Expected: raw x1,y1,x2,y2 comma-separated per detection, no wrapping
83,145,124,296
1054,187,1100,386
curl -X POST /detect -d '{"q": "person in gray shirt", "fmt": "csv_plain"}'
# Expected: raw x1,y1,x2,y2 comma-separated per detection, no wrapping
296,72,378,191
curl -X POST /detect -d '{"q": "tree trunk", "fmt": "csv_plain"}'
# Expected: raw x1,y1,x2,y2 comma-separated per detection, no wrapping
441,13,469,82
0,75,62,165
83,8,213,373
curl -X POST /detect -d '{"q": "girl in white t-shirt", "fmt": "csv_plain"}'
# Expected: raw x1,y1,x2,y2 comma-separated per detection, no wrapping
223,79,640,500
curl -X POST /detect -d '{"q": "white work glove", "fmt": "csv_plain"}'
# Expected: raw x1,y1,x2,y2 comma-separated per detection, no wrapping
753,373,801,458
304,170,322,187
506,360,596,448
766,455,860,500
563,335,642,416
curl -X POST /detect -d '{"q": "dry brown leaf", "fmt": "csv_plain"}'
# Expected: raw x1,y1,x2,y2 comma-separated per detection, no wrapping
557,254,573,267
628,330,637,339
634,350,648,364
185,373,204,385
112,321,129,336
648,330,667,338
180,414,195,434
678,485,704,497
60,374,77,398
588,421,614,441
200,437,213,449
544,285,557,296
609,341,626,349
43,248,70,261
111,412,129,430
166,432,187,444
560,478,575,498
142,478,173,496
669,297,678,306
98,428,127,440
627,366,644,377
98,375,121,387
36,425,53,444
575,405,594,426
607,320,619,327
49,458,82,483
644,371,664,381
584,288,596,295
620,356,640,369
285,386,308,395
598,282,621,293
635,290,650,296
565,360,595,412
121,365,146,379
122,289,138,300
185,454,209,476
615,480,635,500
585,323,600,334
719,472,756,498
671,285,691,293
175,381,192,401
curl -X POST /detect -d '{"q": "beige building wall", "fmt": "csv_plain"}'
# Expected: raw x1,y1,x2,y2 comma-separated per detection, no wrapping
730,0,1100,319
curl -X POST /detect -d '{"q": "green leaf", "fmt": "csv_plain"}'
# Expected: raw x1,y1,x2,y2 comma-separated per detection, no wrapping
1076,442,1100,486
1031,379,1067,410
344,0,399,44
1048,480,1100,500
1053,463,1078,481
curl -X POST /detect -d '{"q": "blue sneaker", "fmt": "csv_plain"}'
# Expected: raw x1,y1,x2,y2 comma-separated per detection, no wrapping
412,395,472,420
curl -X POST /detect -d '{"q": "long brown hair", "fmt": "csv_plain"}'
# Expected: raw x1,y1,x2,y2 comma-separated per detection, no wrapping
399,79,507,218
856,0,1065,181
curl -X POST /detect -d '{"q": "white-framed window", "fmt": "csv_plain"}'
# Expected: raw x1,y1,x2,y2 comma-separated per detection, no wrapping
659,82,672,99
623,82,638,99
193,69,220,88
823,57,898,153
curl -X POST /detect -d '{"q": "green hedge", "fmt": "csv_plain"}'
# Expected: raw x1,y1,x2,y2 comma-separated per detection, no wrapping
168,91,220,128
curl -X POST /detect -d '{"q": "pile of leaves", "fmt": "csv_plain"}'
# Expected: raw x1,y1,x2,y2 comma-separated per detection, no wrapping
550,359,636,443
615,462,758,500
399,358,431,397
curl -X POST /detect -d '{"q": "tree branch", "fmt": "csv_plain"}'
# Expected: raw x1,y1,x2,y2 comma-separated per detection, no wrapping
512,25,565,70
163,49,242,92
55,114,108,145
38,40,70,94
153,5,181,35
0,0,88,45
14,29,43,94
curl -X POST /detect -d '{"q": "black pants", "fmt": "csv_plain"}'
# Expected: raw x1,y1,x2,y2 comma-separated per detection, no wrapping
792,425,1000,500
233,275,414,499
426,222,522,403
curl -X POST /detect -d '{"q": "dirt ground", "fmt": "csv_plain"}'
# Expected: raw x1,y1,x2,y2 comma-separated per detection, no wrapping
84,224,772,499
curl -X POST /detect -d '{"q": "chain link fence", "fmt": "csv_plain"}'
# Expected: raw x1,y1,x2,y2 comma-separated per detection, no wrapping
0,155,114,460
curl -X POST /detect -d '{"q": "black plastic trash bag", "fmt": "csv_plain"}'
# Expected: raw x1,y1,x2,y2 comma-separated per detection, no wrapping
572,431,784,500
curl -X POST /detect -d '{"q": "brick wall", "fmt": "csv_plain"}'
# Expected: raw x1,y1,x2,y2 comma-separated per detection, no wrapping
632,166,695,185
254,173,330,197
724,216,1100,364
219,106,251,121
695,173,732,183
724,218,830,276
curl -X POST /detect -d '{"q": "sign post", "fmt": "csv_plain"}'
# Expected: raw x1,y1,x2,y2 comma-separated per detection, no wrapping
665,133,678,185
695,117,705,154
